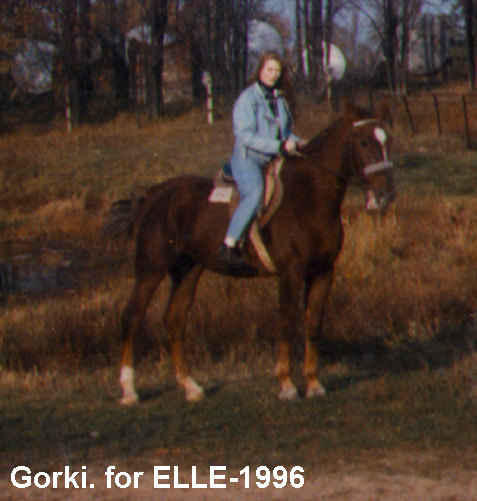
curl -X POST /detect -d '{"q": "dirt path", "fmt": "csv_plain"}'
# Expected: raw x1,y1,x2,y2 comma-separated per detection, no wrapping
3,451,476,500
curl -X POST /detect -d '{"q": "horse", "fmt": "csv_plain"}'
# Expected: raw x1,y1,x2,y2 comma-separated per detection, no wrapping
104,104,396,405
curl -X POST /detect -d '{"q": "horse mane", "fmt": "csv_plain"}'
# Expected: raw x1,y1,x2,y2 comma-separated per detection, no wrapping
302,117,346,154
300,104,379,155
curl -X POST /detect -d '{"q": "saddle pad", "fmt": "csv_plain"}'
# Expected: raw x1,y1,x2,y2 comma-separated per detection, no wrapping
209,186,234,203
209,158,284,225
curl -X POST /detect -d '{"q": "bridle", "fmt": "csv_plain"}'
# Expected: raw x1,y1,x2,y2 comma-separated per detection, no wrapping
296,117,394,186
351,119,394,178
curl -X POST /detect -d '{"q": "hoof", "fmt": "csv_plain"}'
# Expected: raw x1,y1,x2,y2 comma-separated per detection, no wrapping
120,392,139,405
186,387,205,402
183,377,205,402
278,385,298,401
306,381,326,398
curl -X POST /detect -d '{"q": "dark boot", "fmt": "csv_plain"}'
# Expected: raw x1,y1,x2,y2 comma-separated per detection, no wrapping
217,244,257,275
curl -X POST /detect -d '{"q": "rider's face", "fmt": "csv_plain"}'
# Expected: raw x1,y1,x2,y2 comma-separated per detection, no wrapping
259,59,282,87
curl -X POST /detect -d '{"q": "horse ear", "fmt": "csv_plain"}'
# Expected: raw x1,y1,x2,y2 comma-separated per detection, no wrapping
378,101,393,128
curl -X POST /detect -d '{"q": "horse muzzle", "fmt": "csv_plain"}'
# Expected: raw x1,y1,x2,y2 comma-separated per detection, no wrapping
365,190,394,211
364,162,396,211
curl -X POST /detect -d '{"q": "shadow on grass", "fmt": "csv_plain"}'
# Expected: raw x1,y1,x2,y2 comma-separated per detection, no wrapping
320,317,476,378
139,384,176,403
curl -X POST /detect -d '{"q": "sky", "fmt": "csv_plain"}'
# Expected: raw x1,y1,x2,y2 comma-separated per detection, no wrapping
265,0,454,46
265,0,453,30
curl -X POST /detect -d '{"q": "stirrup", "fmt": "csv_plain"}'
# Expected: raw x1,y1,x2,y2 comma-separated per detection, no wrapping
217,244,257,276
221,163,234,183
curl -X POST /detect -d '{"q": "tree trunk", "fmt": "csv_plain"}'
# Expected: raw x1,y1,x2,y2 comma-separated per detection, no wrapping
77,0,92,121
474,0,477,90
61,0,79,130
191,42,204,102
399,0,410,95
150,0,168,118
464,0,476,91
303,0,323,89
439,17,449,82
384,0,398,94
324,0,333,106
213,0,227,94
310,0,323,88
295,0,305,84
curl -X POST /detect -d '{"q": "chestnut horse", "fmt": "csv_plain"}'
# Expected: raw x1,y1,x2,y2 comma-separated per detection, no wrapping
105,105,395,404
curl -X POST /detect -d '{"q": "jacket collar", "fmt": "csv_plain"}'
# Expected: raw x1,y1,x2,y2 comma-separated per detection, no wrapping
254,81,283,99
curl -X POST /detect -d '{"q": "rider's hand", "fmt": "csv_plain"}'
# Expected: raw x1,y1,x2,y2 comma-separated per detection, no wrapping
281,138,308,157
282,138,298,155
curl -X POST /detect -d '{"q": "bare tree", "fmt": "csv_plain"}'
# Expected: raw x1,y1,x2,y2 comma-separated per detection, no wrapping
348,0,424,94
462,0,476,90
61,0,79,130
398,0,423,93
150,0,168,117
174,0,264,100
295,0,347,91
77,0,92,121
432,0,477,90
398,0,410,93
304,0,323,88
295,0,305,84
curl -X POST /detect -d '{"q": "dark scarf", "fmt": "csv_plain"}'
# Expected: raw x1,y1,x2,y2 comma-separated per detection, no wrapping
258,81,279,118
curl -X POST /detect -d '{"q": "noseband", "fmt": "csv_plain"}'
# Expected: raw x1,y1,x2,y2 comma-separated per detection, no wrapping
352,119,394,177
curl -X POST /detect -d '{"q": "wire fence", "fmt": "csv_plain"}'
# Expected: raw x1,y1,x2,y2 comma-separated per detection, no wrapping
350,89,477,150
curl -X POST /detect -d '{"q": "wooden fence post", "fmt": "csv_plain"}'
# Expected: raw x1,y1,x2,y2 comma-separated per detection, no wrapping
433,94,442,136
202,71,214,124
402,95,417,134
65,83,73,132
461,94,472,148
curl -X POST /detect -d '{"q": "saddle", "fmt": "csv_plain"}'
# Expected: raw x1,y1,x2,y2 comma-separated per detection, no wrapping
208,157,285,273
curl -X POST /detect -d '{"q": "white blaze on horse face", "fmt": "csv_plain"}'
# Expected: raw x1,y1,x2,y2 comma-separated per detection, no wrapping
374,127,388,161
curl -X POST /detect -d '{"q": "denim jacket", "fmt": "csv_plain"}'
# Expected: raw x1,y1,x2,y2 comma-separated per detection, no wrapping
232,82,299,166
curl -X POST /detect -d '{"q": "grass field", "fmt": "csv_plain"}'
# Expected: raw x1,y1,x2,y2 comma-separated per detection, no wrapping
0,95,476,499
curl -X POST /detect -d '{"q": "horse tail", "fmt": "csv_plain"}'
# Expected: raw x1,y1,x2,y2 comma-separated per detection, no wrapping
102,185,149,242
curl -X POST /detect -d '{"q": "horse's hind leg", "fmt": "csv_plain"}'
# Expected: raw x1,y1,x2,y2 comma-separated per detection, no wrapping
165,259,204,402
304,269,334,398
120,271,164,405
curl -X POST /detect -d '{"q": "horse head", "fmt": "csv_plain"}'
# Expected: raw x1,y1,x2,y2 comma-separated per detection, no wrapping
345,104,396,211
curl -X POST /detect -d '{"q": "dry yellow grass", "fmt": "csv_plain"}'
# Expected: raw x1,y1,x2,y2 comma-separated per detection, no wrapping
0,95,475,374
0,94,476,501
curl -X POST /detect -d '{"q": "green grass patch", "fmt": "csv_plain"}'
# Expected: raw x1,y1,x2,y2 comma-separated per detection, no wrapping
1,357,476,474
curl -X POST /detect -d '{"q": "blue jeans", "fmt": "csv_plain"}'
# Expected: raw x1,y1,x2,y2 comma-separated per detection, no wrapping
226,153,264,243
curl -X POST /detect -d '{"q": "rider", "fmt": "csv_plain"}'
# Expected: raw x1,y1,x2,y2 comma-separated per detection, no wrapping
218,51,305,271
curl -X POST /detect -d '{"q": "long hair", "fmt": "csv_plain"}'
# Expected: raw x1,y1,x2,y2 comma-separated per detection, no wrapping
250,51,295,107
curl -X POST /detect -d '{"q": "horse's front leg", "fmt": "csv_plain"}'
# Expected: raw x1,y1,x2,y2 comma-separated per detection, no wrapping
277,276,301,400
304,268,334,398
